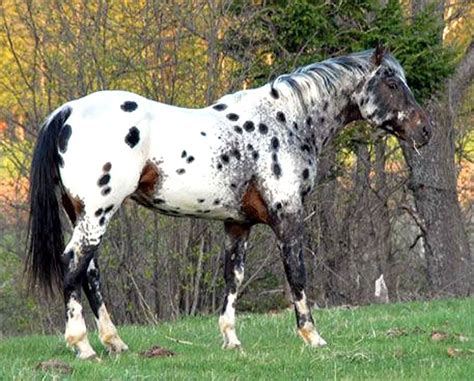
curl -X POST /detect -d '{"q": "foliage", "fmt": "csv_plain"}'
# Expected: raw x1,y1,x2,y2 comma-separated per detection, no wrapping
235,0,455,102
0,298,473,379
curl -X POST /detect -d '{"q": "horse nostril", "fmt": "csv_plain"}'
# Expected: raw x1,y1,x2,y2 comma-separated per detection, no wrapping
422,125,430,138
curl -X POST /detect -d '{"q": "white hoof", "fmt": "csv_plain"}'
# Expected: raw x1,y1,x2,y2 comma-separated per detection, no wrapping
298,324,327,348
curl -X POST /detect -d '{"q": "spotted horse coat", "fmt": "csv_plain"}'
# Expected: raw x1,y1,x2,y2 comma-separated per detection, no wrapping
26,47,431,359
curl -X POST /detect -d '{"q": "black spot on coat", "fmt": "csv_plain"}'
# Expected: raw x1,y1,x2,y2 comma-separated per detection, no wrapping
243,121,255,132
98,174,111,186
226,113,239,121
276,112,286,123
125,127,140,148
104,204,114,213
271,137,279,150
258,123,268,134
121,101,138,112
302,168,309,180
176,168,185,174
101,186,111,196
231,149,241,160
213,103,227,111
233,126,243,134
221,154,230,163
272,163,282,177
187,156,195,163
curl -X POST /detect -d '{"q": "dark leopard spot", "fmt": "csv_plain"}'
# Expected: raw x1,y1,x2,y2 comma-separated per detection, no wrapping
258,123,268,134
232,149,241,160
176,168,185,174
252,151,259,160
101,186,111,196
226,113,239,121
121,101,138,112
181,150,187,158
306,117,312,126
275,202,282,210
103,162,112,172
217,163,223,170
125,127,140,148
213,103,227,111
270,87,279,99
243,121,255,132
301,144,310,152
200,131,206,136
99,216,106,226
98,174,111,187
276,112,286,123
213,199,220,205
94,208,103,217
302,168,309,180
187,156,195,163
234,126,243,134
198,198,205,203
247,144,254,150
271,137,279,150
319,117,325,124
221,154,230,163
272,163,282,178
104,204,114,213
58,124,72,153
323,101,328,111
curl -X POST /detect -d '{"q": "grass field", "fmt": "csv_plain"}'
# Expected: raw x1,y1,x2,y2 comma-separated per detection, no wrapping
0,298,472,380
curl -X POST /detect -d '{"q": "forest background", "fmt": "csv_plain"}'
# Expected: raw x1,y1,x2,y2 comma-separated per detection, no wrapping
0,0,472,336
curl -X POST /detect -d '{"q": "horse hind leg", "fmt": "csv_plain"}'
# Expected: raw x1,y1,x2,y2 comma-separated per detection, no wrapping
62,221,101,360
219,222,251,349
83,257,128,354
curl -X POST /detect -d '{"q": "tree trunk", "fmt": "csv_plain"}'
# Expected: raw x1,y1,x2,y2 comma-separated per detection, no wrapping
401,42,473,296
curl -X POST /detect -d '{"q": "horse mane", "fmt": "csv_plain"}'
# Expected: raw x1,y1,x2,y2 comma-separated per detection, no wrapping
271,49,405,104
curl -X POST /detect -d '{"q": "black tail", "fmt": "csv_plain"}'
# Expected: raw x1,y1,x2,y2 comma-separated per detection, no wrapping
26,106,72,295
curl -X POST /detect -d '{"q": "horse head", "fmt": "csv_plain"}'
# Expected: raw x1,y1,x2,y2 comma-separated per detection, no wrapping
353,46,432,148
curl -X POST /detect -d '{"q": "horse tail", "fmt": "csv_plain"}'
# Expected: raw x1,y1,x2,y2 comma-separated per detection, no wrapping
26,106,72,295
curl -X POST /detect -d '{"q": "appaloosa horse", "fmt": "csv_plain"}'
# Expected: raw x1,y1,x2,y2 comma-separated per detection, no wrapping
27,47,430,359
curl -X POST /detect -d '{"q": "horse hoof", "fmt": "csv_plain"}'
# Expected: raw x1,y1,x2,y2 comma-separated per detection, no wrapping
223,341,242,350
108,342,129,354
311,336,327,348
77,350,99,361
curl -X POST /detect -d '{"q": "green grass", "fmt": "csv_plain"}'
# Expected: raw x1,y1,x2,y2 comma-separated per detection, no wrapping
0,298,473,380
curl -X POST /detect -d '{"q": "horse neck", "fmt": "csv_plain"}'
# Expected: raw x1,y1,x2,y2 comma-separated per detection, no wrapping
273,67,367,152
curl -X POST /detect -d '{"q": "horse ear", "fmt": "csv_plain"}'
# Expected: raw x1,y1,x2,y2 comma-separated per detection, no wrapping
372,43,385,66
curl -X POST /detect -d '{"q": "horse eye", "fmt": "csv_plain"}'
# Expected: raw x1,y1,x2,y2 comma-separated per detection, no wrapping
387,80,398,90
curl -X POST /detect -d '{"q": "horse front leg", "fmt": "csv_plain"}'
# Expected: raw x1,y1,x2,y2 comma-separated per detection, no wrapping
272,214,327,347
219,221,251,349
82,257,128,354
